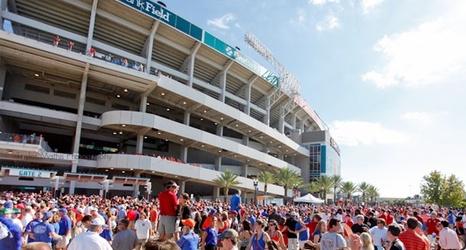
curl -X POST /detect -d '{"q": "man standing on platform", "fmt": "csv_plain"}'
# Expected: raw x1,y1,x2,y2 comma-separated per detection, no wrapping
158,180,179,240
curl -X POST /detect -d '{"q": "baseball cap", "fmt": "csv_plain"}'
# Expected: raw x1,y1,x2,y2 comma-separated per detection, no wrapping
90,217,106,226
51,208,59,212
290,211,297,217
43,211,53,220
181,219,196,228
0,208,13,214
12,208,21,214
59,208,67,213
218,229,239,240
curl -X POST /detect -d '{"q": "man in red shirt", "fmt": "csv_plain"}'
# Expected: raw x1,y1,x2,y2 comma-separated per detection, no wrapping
158,180,179,240
426,212,441,235
398,217,426,250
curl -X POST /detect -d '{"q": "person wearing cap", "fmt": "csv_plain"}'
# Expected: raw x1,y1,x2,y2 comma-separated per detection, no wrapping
158,180,179,240
177,218,199,250
282,212,299,250
24,210,43,244
218,228,239,250
0,208,22,250
426,211,441,236
11,208,23,231
67,217,112,250
29,211,62,248
55,208,71,250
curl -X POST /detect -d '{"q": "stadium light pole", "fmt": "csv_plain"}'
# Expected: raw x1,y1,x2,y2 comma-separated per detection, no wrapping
253,178,258,205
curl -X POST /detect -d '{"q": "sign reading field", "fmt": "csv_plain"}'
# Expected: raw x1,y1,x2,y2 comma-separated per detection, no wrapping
118,0,279,88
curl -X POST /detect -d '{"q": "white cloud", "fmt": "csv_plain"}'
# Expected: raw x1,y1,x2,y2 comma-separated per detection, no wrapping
329,120,409,146
316,14,340,31
309,0,340,5
362,2,466,88
361,0,384,14
401,111,448,127
207,14,236,29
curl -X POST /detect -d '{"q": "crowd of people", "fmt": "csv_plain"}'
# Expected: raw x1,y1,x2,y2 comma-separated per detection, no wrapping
1,179,465,250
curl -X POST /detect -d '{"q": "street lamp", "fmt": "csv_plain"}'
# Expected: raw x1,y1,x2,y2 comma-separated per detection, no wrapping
253,178,258,205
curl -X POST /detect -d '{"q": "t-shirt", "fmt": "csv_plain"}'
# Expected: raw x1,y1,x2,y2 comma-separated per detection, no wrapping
296,222,309,241
158,190,178,216
32,221,55,244
58,216,71,236
320,232,347,250
285,218,298,238
135,219,152,239
177,232,199,250
111,229,137,250
230,194,241,212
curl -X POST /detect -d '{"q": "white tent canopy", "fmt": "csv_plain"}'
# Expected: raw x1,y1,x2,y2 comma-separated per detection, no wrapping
293,193,324,204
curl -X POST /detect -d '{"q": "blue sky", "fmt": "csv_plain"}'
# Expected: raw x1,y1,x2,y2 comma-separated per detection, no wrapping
163,0,466,198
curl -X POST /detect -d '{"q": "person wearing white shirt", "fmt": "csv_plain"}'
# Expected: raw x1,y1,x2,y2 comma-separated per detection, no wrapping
438,220,461,250
134,213,152,250
67,217,112,250
369,218,388,249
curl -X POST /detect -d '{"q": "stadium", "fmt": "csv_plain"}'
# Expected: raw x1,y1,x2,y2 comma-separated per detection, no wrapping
0,0,340,202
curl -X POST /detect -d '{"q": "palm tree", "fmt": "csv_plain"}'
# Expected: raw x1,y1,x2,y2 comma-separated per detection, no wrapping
331,175,343,203
366,185,380,205
274,167,303,204
258,170,275,198
316,175,333,202
305,181,321,196
340,181,357,205
213,168,241,202
358,182,371,203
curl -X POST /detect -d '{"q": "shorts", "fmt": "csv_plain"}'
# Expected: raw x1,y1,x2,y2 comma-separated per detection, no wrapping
158,215,177,235
56,235,71,248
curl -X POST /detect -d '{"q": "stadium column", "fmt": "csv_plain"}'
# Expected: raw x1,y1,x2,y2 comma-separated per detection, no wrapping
180,111,190,163
241,136,249,177
85,0,98,53
213,186,220,201
214,125,223,171
0,58,5,99
69,64,90,195
278,105,285,134
0,0,6,30
133,172,141,197
187,43,201,87
136,96,147,153
245,75,258,116
263,95,271,126
219,61,233,103
144,21,159,74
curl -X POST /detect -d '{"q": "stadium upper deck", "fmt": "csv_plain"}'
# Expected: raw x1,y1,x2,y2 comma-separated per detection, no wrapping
0,0,337,199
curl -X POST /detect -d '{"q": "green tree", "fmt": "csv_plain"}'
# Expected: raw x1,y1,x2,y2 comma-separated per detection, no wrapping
358,182,371,203
366,185,380,205
317,175,333,202
331,175,343,204
340,181,357,204
274,167,303,203
305,181,321,196
440,174,465,207
258,170,275,198
213,168,241,202
420,170,445,204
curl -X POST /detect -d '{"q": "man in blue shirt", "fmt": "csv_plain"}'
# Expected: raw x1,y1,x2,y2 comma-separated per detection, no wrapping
56,208,71,250
230,190,241,213
30,211,62,247
177,219,199,250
